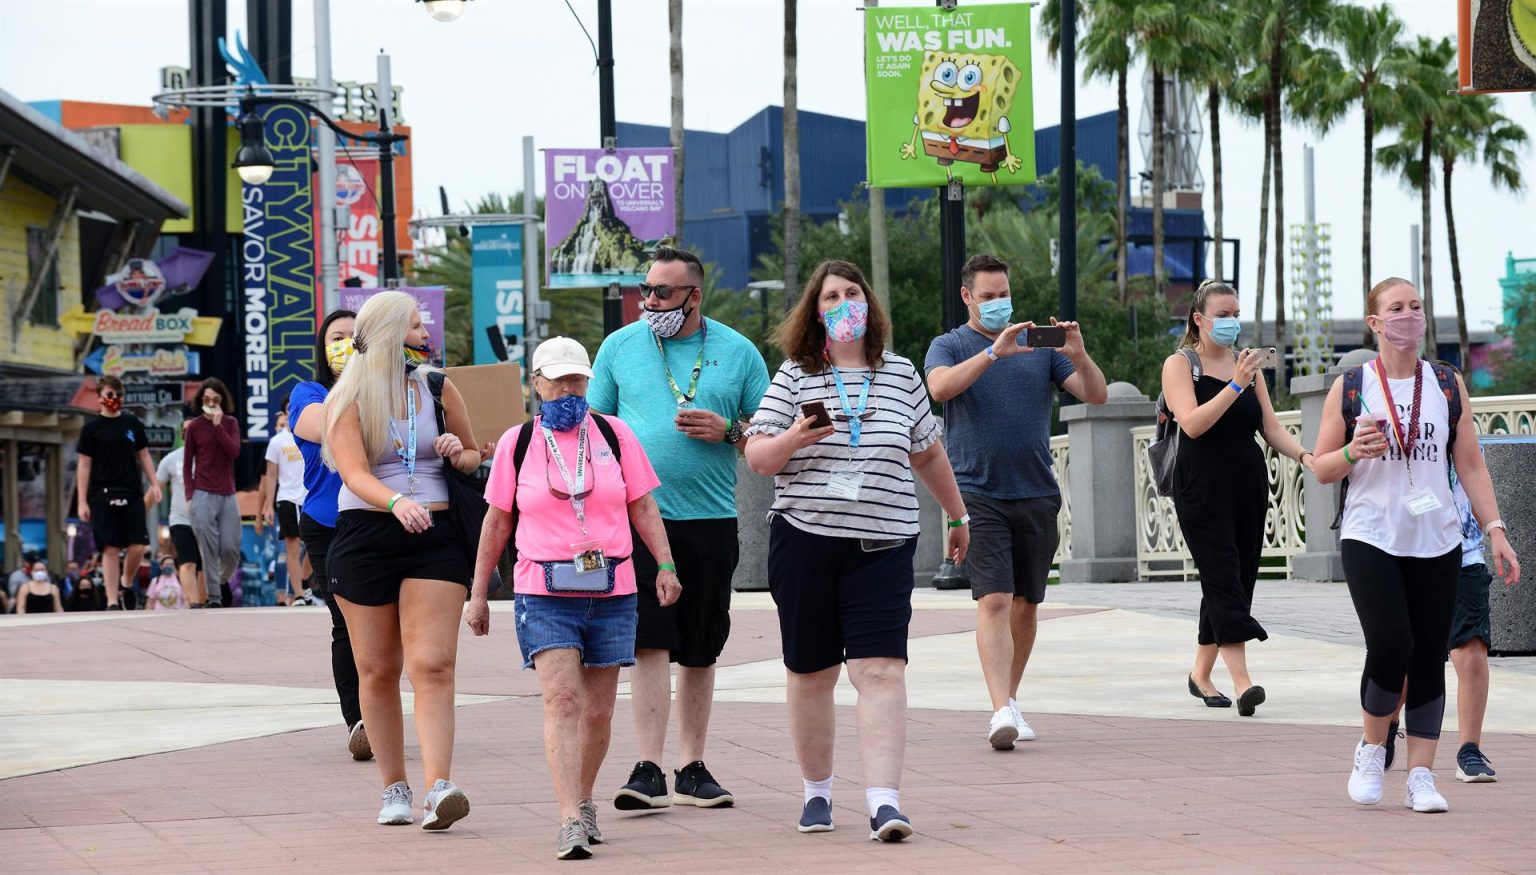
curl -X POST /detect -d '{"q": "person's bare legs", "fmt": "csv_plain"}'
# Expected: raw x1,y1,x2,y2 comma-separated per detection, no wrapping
536,648,587,822
847,657,907,790
1218,643,1254,692
122,544,145,605
975,593,1014,711
1008,599,1039,697
631,649,672,764
578,666,622,801
1451,640,1490,747
177,561,201,605
1191,643,1221,693
337,597,406,787
101,546,122,606
675,665,715,764
787,665,840,783
398,578,465,786
284,537,305,602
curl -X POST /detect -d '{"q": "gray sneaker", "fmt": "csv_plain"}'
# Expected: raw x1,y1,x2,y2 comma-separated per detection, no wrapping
421,778,470,830
579,799,603,844
377,781,413,825
557,817,592,860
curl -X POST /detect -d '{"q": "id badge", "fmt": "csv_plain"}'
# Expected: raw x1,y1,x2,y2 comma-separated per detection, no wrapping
572,539,608,573
1405,489,1444,517
826,471,863,501
676,400,695,410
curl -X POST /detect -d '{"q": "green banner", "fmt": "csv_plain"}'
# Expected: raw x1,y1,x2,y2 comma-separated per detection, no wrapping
865,3,1036,188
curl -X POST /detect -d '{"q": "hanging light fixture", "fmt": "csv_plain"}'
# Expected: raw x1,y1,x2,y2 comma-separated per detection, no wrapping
419,0,469,22
231,103,276,185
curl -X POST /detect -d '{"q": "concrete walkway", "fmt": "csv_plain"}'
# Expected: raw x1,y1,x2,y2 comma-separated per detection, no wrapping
2,583,1533,872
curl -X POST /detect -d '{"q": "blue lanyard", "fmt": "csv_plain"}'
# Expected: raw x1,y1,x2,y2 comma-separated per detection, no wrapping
387,384,418,491
830,366,871,449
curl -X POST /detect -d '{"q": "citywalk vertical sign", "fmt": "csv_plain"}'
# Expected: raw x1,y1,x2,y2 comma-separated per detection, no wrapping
471,224,524,365
242,104,316,442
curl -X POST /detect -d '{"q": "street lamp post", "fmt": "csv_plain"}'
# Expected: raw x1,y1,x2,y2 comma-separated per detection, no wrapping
232,88,409,283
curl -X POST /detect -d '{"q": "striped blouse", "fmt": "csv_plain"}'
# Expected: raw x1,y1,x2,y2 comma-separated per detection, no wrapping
747,353,942,540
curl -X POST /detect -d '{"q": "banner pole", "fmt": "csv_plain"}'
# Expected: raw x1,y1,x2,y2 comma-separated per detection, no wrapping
598,0,623,337
377,51,398,285
315,0,339,313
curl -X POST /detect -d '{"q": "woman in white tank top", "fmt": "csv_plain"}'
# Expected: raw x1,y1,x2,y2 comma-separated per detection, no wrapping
1312,278,1519,814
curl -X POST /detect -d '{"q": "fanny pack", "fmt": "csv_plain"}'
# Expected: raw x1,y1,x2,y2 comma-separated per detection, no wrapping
541,556,629,594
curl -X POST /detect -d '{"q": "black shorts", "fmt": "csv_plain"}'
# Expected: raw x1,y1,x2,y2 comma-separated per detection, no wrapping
963,492,1060,604
299,513,335,596
327,509,470,606
766,515,917,674
275,500,301,539
169,524,202,570
88,489,149,549
633,517,739,667
1448,562,1493,652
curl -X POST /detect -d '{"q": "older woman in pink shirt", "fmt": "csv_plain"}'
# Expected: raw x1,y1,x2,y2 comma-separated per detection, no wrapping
466,337,679,861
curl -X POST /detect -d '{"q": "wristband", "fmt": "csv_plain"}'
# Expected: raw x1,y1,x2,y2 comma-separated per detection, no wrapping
1486,519,1506,535
948,514,971,529
1228,380,1244,394
658,562,677,573
984,346,998,362
387,492,404,511
1343,447,1356,465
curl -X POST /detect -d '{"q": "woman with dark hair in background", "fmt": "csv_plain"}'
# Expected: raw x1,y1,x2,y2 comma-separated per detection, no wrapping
183,377,240,608
289,308,370,761
1160,279,1314,718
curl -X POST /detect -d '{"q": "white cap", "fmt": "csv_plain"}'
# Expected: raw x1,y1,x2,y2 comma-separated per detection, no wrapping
531,336,593,379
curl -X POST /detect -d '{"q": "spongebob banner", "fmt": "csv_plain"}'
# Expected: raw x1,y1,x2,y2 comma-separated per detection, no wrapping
865,3,1035,188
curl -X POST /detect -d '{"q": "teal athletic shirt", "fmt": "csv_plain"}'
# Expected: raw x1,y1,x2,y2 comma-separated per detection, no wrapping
589,318,771,521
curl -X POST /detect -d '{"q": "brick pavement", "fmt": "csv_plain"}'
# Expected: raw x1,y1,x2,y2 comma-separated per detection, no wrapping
3,593,1534,873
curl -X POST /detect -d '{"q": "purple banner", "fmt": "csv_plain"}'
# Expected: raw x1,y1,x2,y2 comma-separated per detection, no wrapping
338,286,447,363
544,147,675,289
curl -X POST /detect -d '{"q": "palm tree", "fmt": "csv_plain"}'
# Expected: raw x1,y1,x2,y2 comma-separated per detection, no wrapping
669,0,684,245
1377,36,1457,355
1042,0,1137,302
782,0,800,301
1229,61,1271,343
1301,2,1407,347
1436,96,1528,366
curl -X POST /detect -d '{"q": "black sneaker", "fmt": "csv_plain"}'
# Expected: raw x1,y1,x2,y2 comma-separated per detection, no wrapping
1456,743,1497,783
673,760,734,808
613,760,672,810
869,804,912,843
1384,720,1400,770
798,796,833,833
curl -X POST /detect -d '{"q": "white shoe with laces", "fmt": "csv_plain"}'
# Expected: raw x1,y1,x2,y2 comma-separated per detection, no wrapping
422,778,470,830
988,707,1019,750
1348,739,1386,805
1404,767,1449,813
378,781,413,825
1011,701,1036,741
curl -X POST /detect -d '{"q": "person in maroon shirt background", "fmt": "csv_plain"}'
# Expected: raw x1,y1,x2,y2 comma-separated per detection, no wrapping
184,377,241,608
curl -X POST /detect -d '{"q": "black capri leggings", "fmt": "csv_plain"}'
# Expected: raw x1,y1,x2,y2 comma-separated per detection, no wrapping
1341,539,1461,740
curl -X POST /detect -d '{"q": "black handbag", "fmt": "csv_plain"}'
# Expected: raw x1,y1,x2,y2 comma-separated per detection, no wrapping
425,371,500,595
1147,348,1201,497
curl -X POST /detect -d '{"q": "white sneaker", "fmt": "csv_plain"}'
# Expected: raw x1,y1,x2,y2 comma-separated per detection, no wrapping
1348,739,1386,805
422,778,470,830
1404,767,1449,813
1011,702,1036,741
988,707,1019,750
378,781,413,825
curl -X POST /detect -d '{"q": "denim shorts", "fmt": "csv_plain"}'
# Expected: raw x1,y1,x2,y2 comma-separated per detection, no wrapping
515,593,638,670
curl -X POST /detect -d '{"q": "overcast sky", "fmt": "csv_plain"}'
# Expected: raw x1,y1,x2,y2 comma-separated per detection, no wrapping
3,0,1532,329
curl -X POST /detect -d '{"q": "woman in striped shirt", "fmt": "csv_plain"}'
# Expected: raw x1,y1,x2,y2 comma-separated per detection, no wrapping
746,260,970,842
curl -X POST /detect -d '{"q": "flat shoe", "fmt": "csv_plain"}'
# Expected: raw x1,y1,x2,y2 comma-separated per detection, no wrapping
1187,674,1231,708
1237,686,1266,717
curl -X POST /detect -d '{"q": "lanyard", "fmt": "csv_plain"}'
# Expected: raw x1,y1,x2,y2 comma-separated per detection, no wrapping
1372,357,1424,487
654,319,707,406
830,366,872,450
386,384,418,494
543,420,590,535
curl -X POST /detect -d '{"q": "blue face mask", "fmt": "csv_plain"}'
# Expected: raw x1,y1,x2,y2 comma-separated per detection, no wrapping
539,394,589,432
975,297,1013,332
1207,316,1242,347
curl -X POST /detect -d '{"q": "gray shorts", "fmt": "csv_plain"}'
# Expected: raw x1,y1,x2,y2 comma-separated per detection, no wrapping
963,492,1061,604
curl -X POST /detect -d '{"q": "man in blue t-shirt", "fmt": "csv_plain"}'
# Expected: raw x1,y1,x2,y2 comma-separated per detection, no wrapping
590,247,771,811
924,253,1108,751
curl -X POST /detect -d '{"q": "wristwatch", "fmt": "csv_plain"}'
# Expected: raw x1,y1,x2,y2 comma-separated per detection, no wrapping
725,423,745,445
947,513,971,529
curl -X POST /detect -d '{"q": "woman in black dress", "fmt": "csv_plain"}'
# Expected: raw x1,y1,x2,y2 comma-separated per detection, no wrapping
1160,280,1315,716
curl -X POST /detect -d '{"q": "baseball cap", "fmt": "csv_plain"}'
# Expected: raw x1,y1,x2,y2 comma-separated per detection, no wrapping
531,336,593,380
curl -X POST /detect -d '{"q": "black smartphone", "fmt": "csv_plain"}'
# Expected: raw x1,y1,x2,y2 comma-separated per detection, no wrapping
801,401,832,428
1019,325,1067,348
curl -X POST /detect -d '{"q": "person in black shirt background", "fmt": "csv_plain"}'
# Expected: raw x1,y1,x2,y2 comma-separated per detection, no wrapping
75,376,161,609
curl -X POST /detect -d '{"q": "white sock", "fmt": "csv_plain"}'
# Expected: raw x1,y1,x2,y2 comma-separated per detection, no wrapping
804,775,833,804
866,787,899,817
1008,697,1019,711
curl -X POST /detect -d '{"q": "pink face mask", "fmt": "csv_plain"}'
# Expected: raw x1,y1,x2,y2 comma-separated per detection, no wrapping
1376,309,1425,352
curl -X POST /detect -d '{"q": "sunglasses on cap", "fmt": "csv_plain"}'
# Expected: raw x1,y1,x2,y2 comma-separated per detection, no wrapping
637,282,699,302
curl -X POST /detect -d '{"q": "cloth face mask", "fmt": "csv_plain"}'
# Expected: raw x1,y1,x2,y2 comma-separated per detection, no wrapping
540,394,589,432
99,395,123,414
1377,310,1426,352
823,299,870,343
325,337,357,377
643,300,692,339
403,342,432,373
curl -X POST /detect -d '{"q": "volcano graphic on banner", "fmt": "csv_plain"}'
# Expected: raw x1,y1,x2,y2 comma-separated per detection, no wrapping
544,147,675,289
550,179,647,279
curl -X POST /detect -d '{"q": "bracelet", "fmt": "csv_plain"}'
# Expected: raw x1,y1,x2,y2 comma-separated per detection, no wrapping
984,346,999,362
947,513,971,529
387,492,404,511
1343,447,1356,465
1227,380,1244,394
1300,451,1314,464
658,562,677,573
1486,518,1506,535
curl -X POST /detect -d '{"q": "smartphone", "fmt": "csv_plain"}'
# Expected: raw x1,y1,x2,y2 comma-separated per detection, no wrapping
1019,325,1067,348
1248,347,1279,369
801,401,832,428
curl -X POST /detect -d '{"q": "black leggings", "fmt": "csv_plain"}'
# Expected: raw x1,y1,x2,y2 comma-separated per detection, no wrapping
1341,540,1461,740
300,513,361,729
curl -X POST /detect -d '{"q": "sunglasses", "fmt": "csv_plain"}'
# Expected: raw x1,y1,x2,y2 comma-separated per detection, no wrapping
545,454,594,502
100,391,121,400
638,282,699,302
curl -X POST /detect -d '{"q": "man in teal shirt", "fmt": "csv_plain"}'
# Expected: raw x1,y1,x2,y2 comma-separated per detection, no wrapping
590,247,770,812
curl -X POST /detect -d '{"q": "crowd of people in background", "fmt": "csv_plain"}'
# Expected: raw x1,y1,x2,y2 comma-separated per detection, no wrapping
22,249,1521,860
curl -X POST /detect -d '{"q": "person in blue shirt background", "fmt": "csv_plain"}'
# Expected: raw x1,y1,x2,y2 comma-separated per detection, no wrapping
589,247,771,812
